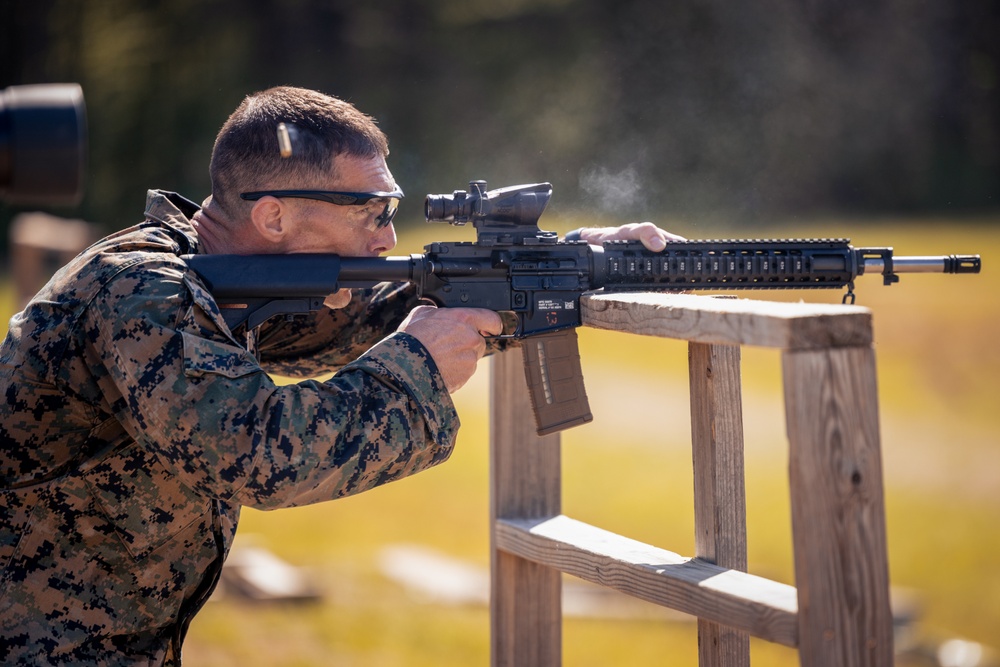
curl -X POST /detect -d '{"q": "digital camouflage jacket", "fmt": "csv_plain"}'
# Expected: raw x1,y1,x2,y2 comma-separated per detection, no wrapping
0,190,459,665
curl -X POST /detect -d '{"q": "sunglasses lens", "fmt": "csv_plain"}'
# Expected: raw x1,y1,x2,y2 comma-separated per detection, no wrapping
375,198,400,229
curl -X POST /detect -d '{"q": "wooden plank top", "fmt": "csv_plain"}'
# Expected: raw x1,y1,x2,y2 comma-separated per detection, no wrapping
581,292,872,350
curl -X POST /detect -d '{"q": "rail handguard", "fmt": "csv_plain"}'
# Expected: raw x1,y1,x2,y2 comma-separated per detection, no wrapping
184,180,981,435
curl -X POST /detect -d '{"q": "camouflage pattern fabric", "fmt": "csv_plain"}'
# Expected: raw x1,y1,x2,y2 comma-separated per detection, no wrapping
0,190,459,665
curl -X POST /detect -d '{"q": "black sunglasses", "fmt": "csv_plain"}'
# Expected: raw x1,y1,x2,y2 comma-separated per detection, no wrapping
239,188,404,229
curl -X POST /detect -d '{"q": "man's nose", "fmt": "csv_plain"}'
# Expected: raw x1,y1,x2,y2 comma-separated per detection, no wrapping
371,223,397,255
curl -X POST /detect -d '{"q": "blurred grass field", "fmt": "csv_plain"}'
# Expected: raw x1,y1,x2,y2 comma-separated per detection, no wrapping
3,215,997,665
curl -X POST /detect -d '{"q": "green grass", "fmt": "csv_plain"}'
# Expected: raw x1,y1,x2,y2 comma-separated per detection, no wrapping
3,216,997,665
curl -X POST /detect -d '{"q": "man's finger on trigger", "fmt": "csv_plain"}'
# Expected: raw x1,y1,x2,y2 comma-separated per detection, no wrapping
474,309,504,337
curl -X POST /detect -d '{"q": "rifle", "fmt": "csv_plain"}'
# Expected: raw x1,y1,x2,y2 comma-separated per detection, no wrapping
184,180,981,435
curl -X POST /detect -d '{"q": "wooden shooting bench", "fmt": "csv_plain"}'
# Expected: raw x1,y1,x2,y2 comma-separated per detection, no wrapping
489,292,893,667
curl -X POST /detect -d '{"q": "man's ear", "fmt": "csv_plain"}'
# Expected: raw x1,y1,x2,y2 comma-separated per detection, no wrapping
248,197,289,244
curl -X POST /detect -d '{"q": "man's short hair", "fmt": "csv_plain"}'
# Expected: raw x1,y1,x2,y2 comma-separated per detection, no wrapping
209,86,389,216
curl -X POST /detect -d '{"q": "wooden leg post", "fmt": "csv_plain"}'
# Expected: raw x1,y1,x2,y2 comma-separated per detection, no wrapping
783,346,894,667
490,347,562,667
689,342,750,667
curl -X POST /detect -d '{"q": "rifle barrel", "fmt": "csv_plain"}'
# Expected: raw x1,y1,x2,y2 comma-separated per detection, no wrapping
863,255,981,275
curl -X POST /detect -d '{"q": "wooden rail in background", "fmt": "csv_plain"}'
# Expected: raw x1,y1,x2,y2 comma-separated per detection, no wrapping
489,292,894,667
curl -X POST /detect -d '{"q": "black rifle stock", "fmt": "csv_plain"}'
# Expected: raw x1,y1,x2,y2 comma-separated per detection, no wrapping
184,180,981,436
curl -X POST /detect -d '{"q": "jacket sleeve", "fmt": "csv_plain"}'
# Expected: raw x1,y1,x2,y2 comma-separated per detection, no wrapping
252,281,517,376
84,261,459,509
252,282,421,377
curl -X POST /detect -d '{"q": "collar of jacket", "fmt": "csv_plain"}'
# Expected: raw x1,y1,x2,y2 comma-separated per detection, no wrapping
143,189,202,254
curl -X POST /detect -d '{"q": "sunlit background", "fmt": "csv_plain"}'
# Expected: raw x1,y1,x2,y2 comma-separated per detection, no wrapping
2,1,998,665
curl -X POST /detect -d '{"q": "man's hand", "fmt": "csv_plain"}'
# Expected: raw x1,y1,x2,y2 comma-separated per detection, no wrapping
576,222,685,251
397,306,503,393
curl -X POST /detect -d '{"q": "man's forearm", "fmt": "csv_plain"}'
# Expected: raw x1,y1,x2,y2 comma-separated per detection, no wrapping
255,281,419,376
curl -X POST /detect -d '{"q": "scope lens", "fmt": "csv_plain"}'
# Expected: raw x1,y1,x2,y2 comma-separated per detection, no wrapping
0,83,87,206
425,194,452,221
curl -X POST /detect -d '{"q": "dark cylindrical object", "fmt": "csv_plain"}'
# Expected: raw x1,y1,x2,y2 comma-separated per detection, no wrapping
425,190,469,222
0,84,87,206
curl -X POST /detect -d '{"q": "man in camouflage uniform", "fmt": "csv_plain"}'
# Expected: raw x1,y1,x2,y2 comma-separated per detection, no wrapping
0,86,677,665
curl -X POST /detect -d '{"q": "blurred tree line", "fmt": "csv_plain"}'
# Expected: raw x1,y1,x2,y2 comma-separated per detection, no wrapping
1,0,997,234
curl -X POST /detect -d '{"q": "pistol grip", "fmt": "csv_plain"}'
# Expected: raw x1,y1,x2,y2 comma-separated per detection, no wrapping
521,328,593,436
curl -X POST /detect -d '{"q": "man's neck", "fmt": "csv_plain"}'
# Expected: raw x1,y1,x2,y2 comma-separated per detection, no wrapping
191,196,255,255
